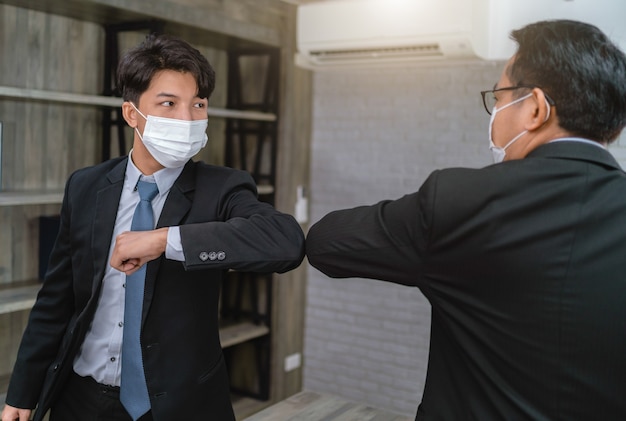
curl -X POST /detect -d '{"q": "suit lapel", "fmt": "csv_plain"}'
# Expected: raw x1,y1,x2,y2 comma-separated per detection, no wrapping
143,161,196,320
156,161,195,229
91,159,127,293
88,159,196,325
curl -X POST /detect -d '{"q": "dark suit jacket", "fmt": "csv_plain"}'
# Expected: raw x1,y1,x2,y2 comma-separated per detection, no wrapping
6,157,305,421
306,141,626,420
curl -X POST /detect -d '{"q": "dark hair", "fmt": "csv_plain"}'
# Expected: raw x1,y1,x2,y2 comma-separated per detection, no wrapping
509,20,626,143
116,33,216,104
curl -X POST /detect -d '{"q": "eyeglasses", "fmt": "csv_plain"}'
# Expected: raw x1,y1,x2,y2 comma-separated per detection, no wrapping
480,85,556,115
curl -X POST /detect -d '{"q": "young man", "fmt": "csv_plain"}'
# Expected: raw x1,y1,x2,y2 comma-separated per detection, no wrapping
306,20,626,419
2,34,304,421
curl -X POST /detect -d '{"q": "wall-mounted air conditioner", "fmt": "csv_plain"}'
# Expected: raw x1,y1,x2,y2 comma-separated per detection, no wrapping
296,0,626,69
296,0,475,68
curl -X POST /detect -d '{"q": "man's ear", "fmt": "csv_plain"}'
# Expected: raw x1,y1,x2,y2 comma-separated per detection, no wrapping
121,101,137,128
525,88,552,131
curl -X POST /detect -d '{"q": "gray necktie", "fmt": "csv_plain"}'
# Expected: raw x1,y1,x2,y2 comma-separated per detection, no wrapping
120,180,158,420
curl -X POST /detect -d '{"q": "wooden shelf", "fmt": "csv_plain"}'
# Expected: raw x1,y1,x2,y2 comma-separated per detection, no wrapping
0,86,277,122
0,190,64,207
219,321,269,348
0,283,271,350
256,185,274,196
0,373,10,394
0,373,9,412
0,186,273,207
0,282,41,316
0,0,283,49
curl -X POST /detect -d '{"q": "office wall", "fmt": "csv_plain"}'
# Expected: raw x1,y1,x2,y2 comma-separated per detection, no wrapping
303,61,626,416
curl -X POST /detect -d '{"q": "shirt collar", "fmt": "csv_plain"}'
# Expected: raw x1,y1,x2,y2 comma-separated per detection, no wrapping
126,149,185,196
548,137,606,149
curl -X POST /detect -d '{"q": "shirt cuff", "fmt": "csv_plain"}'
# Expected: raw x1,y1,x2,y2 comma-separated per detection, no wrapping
165,226,185,261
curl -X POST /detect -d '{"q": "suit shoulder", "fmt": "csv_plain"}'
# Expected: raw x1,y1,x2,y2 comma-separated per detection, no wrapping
192,161,255,184
427,164,523,190
70,156,126,179
64,156,126,196
422,167,485,192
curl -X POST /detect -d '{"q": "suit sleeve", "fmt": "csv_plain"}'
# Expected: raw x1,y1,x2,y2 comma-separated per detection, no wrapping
179,169,305,274
306,172,439,287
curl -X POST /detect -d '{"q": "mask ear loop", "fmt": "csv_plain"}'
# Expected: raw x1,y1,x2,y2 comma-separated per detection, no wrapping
130,102,148,121
544,98,551,123
129,102,148,141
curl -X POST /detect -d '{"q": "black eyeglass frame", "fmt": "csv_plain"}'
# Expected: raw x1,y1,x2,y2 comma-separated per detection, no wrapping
480,85,556,115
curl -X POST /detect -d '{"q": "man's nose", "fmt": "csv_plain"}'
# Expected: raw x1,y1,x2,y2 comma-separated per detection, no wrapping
177,108,193,121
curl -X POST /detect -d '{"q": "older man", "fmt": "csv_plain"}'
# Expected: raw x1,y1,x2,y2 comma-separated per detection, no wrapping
307,19,626,420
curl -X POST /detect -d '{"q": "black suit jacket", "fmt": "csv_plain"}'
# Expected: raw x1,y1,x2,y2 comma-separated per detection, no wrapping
306,141,626,420
6,157,305,421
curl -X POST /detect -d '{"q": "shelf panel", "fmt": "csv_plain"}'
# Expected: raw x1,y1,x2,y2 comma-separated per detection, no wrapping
206,107,276,122
256,185,274,196
0,86,276,122
0,85,120,107
0,190,64,207
219,321,269,348
0,283,270,347
0,186,273,207
0,373,9,410
0,282,41,315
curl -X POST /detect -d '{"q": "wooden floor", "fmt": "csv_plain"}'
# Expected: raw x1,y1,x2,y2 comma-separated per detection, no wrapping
242,391,413,421
0,390,412,421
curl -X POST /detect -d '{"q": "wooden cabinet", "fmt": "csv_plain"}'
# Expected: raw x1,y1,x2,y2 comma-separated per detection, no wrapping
0,1,311,418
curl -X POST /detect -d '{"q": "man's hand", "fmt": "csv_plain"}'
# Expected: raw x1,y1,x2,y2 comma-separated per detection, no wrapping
110,228,169,275
1,404,32,421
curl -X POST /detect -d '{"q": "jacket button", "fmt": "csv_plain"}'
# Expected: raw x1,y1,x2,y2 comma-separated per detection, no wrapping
217,251,226,261
199,251,209,261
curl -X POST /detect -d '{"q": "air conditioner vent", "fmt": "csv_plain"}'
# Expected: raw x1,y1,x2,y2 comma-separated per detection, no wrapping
308,44,443,63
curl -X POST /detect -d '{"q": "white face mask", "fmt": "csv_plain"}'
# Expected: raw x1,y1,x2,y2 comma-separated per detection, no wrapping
488,93,532,163
131,103,208,168
488,93,552,163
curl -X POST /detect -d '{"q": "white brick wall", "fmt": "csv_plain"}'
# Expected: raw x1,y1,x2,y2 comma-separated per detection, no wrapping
303,61,626,417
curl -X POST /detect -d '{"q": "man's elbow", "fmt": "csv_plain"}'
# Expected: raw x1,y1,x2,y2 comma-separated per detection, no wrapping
276,228,306,273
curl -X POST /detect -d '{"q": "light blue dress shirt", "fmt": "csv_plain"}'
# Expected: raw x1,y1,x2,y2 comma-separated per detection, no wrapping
73,151,185,386
549,136,606,149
